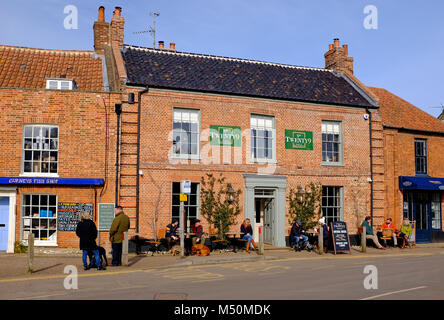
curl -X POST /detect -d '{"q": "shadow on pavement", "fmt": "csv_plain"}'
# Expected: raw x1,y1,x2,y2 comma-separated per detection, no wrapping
33,263,63,274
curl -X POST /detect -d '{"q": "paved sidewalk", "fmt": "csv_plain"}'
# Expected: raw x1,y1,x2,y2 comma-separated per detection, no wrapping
1,243,443,280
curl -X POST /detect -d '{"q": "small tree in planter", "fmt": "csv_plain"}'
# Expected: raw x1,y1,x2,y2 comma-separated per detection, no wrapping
200,173,242,241
287,182,322,229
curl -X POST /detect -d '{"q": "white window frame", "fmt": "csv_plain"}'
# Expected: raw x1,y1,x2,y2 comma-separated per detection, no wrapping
172,108,201,160
45,78,76,90
321,120,344,166
321,186,344,225
21,124,59,177
250,114,276,163
21,194,58,247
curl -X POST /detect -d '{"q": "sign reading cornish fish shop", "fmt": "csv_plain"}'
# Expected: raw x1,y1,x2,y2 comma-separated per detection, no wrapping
285,130,313,150
210,125,242,147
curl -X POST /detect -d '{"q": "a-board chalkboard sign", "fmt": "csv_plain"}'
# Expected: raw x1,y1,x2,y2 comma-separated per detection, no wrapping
58,202,93,231
98,203,115,231
330,221,351,254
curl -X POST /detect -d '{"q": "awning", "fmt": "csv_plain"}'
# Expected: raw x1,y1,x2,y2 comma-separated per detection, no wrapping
0,177,104,186
399,176,444,191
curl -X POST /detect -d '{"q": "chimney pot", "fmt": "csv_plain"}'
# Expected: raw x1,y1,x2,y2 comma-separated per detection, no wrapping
113,6,122,16
98,6,105,22
328,44,334,51
334,38,340,48
169,42,176,50
343,44,348,56
158,41,165,49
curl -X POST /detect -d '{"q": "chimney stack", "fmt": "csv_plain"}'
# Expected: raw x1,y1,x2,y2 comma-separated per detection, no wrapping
93,6,110,54
111,6,125,49
324,38,354,75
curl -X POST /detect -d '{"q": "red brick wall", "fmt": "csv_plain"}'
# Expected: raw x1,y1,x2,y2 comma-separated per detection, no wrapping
121,88,374,237
384,129,444,231
0,87,121,249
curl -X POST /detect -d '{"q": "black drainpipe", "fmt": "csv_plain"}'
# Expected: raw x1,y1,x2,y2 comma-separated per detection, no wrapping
366,107,374,227
136,87,149,233
114,103,122,205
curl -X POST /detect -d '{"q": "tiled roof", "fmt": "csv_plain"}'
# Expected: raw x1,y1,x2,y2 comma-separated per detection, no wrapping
368,87,444,133
0,45,104,91
122,45,376,108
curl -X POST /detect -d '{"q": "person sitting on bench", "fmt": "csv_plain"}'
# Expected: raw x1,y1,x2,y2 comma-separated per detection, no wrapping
240,219,258,253
290,220,309,250
399,219,413,249
361,216,386,250
165,219,179,250
191,219,205,246
381,217,397,247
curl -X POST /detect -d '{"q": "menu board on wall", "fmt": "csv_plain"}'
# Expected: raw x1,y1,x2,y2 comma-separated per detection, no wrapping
98,203,115,231
57,203,93,231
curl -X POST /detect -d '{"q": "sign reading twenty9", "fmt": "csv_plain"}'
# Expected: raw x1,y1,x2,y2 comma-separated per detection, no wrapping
210,125,242,147
285,130,313,150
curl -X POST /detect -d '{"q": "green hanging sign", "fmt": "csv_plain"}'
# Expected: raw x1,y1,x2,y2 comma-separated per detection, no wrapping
210,125,242,147
285,130,313,150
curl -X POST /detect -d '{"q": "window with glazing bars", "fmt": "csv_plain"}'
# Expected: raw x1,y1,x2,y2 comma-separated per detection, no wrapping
250,115,275,161
172,109,200,157
321,186,342,226
414,139,427,174
322,121,342,163
23,125,58,174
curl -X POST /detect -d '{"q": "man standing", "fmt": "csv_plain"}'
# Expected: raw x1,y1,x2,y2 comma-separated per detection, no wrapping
109,206,130,266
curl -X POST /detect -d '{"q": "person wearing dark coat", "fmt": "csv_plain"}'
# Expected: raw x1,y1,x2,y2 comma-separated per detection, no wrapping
240,218,258,253
290,220,309,247
76,212,105,270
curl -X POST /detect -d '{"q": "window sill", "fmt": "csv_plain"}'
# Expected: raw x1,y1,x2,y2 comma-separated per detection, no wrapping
321,162,345,167
171,155,201,161
250,159,277,164
19,173,60,178
23,241,58,247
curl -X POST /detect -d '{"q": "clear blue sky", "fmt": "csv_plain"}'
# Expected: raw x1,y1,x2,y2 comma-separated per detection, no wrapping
1,0,443,117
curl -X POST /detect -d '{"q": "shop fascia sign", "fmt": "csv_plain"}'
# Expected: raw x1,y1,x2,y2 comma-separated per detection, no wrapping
210,125,242,147
285,130,313,150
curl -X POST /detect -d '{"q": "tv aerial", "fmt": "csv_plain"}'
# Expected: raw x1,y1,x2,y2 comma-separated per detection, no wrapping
133,12,160,48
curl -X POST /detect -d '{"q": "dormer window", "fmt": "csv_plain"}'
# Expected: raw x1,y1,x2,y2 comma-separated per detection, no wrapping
46,78,77,90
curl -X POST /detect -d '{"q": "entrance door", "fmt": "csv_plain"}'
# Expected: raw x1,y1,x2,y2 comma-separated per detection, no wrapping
414,201,431,243
263,198,274,244
0,197,10,251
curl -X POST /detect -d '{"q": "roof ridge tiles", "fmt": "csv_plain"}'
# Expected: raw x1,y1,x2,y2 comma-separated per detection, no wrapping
0,45,95,55
123,44,331,72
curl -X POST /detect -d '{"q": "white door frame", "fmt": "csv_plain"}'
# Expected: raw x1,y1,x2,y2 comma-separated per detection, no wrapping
0,189,17,253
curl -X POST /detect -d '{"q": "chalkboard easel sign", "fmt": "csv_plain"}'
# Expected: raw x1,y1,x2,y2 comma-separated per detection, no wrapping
329,221,351,254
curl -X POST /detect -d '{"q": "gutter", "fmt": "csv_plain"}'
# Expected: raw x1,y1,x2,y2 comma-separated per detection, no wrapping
136,87,149,233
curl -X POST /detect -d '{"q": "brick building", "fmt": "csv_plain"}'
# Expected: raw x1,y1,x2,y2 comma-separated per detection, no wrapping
99,7,383,247
0,7,122,252
2,5,442,252
367,87,444,243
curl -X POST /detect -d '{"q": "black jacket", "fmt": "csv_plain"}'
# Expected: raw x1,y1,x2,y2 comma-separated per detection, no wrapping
76,219,98,250
290,222,305,238
240,224,253,237
166,223,178,238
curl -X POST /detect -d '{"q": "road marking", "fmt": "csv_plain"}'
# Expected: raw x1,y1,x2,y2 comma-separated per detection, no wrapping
361,286,427,300
0,269,145,283
15,292,68,300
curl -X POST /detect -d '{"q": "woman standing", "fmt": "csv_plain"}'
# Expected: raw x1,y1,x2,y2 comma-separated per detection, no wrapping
76,212,105,270
240,219,258,253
